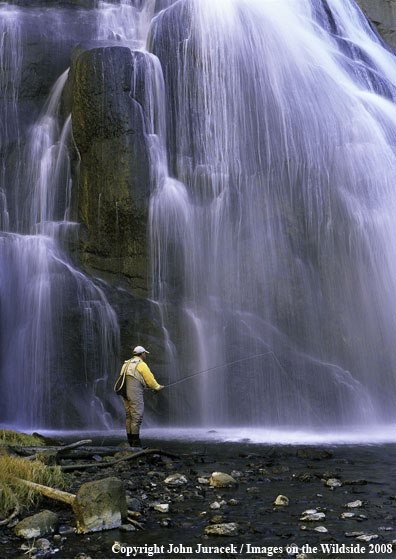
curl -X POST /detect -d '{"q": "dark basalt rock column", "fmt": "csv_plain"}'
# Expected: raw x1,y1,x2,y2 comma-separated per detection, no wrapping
69,44,151,296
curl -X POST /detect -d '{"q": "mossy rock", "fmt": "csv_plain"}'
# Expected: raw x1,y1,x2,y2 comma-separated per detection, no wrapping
0,430,44,447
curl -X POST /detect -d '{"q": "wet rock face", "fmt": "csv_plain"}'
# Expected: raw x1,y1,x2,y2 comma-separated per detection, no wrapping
70,45,151,295
356,0,396,52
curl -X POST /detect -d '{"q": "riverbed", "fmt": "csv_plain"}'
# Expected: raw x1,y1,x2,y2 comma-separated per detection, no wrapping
1,436,396,559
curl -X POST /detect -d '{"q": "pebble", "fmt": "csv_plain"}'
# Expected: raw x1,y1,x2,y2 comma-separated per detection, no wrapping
345,531,364,537
341,512,355,519
204,522,239,536
355,534,379,542
153,503,169,513
119,524,136,532
314,526,328,533
58,524,75,535
36,538,51,550
164,473,188,486
274,494,289,506
230,470,243,478
326,478,342,488
300,509,326,521
210,501,221,510
345,499,363,508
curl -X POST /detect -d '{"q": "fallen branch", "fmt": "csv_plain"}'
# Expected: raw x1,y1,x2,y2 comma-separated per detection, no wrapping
58,448,179,472
23,440,93,466
56,440,93,454
13,478,75,505
15,445,132,459
127,516,144,530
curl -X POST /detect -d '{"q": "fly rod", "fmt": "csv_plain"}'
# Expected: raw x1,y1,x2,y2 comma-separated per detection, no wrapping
164,350,275,388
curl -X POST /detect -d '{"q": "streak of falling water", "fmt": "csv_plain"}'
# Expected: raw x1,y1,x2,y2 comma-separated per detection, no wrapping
146,0,396,427
0,3,120,429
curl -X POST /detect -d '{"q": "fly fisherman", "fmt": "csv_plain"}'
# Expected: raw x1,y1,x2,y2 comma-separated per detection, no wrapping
122,345,164,448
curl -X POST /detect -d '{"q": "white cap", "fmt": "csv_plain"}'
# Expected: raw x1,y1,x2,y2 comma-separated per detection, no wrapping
133,345,150,354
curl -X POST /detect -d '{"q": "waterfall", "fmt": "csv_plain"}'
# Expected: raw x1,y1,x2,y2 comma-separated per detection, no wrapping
147,0,396,428
0,3,120,430
2,0,396,434
0,5,22,233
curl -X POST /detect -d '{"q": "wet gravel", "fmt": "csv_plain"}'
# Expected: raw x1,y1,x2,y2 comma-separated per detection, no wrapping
1,440,396,559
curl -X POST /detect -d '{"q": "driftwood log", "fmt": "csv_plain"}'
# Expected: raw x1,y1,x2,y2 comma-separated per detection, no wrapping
58,447,179,471
14,478,75,505
13,444,152,459
13,440,93,464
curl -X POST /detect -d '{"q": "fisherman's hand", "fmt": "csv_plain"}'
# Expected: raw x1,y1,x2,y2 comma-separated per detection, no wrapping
157,385,165,390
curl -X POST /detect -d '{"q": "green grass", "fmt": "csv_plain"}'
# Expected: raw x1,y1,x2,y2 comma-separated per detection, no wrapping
0,430,44,447
0,455,70,519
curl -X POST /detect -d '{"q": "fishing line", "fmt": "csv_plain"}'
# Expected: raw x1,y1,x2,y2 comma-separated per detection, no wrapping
164,350,275,388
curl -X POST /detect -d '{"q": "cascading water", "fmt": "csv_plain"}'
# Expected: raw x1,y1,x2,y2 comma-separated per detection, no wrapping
0,3,120,430
147,0,396,429
2,0,396,436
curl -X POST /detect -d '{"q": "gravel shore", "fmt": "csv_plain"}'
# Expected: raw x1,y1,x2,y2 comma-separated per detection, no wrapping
1,439,396,559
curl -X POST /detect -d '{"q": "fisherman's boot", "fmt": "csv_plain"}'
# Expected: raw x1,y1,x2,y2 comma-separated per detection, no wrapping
129,434,142,448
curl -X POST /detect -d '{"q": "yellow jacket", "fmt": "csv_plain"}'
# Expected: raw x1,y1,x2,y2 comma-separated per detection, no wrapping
126,356,161,390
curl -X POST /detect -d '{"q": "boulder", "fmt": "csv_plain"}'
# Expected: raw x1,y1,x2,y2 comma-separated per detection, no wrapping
72,477,127,534
14,510,58,539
